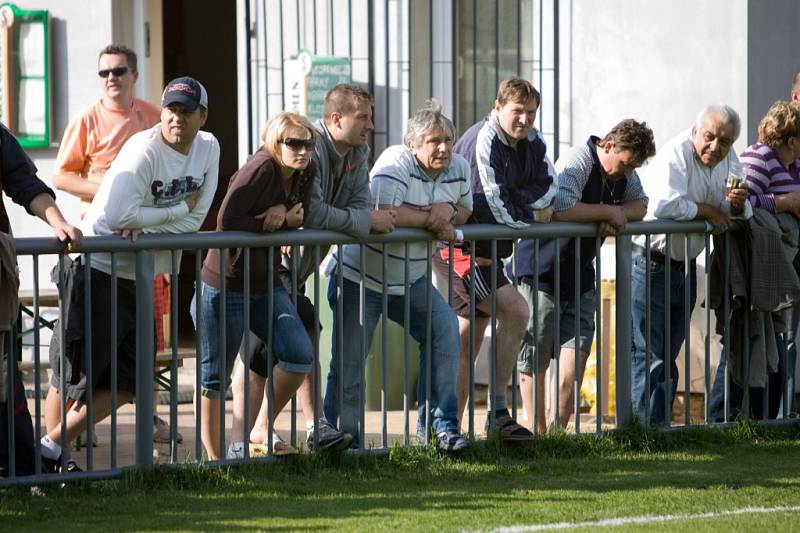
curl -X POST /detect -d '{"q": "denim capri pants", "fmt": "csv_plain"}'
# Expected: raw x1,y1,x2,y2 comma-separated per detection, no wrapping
192,281,313,399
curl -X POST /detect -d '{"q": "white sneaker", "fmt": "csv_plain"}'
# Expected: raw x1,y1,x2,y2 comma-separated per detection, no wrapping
226,442,248,460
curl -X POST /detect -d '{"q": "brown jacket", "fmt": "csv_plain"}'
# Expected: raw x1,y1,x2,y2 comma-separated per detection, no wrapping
202,149,315,292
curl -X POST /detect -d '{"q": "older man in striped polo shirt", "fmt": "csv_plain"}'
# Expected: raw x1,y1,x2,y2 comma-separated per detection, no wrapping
323,101,472,451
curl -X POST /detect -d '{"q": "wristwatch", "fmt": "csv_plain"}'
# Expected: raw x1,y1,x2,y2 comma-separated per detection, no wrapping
448,201,458,223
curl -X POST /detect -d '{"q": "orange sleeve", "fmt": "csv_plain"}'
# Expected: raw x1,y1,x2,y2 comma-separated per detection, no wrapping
54,113,90,177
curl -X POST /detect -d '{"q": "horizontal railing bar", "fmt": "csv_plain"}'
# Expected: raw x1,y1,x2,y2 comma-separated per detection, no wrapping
14,221,713,255
0,467,126,487
660,417,800,433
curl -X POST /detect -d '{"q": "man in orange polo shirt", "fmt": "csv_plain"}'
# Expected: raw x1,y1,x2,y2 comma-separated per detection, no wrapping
53,44,160,216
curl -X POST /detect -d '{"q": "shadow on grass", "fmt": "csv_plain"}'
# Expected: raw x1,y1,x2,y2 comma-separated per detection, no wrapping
3,420,800,531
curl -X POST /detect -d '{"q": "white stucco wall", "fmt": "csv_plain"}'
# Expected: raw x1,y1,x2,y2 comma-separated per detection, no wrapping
565,0,748,155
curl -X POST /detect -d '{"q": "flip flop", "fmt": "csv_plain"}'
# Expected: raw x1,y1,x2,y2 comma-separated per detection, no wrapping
251,432,298,456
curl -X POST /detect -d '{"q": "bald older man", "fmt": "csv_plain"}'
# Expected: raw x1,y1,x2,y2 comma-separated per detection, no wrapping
630,104,752,425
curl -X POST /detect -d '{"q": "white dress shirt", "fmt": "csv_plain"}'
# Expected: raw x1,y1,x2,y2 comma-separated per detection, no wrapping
636,128,752,261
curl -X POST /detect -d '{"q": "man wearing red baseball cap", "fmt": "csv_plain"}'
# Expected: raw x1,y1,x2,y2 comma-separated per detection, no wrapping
41,76,219,472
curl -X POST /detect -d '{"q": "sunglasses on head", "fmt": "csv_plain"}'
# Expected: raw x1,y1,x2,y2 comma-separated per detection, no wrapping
280,138,315,151
98,66,129,78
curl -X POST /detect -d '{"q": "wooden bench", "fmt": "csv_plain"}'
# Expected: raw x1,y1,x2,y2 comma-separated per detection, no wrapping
154,346,196,391
17,288,196,398
17,288,60,343
18,288,60,308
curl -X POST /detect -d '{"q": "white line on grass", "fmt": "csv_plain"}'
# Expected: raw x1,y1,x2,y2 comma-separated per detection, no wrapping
472,505,800,532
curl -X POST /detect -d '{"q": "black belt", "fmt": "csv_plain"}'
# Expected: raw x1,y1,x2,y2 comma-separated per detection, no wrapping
632,244,692,270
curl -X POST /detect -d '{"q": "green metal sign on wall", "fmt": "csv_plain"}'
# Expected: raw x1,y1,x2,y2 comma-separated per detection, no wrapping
284,50,351,121
0,2,50,148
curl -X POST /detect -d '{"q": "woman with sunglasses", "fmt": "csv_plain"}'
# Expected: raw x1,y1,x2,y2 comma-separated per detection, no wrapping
195,112,317,460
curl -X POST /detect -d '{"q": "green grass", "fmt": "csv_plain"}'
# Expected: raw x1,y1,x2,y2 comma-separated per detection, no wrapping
2,420,800,532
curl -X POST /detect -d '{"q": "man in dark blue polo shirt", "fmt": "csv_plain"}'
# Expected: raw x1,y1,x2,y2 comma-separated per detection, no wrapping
511,119,654,430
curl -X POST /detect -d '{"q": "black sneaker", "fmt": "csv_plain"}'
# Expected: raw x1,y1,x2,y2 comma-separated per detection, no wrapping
40,455,60,474
436,428,469,452
60,460,82,473
307,419,353,452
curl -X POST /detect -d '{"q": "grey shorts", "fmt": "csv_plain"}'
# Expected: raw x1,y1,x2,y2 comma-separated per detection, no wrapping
516,282,596,374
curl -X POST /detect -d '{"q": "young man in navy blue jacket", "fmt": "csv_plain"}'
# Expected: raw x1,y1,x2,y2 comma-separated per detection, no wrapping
434,78,558,438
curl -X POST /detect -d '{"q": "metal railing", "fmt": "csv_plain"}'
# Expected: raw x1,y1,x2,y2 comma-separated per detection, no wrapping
3,220,798,486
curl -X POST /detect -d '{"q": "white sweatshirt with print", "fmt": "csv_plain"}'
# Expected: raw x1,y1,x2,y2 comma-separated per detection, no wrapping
80,123,220,279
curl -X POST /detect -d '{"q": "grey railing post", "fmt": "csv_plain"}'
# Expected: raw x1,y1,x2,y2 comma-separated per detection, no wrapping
135,249,155,469
615,235,633,427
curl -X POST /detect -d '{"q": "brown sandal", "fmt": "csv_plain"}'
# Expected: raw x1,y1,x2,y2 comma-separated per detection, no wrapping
486,410,534,442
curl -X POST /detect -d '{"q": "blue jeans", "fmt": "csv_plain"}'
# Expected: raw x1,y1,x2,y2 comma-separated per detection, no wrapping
780,301,798,416
323,276,460,446
194,282,313,398
631,254,697,424
708,348,744,422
